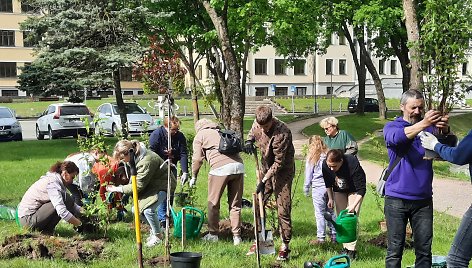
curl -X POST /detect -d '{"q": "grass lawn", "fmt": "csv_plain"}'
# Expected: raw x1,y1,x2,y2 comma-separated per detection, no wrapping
0,115,468,267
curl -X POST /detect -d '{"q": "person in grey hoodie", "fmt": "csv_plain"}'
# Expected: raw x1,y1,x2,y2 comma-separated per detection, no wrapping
18,161,82,235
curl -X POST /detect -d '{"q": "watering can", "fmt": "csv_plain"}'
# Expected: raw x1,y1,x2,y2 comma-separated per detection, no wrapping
304,254,351,268
324,209,358,243
170,206,204,239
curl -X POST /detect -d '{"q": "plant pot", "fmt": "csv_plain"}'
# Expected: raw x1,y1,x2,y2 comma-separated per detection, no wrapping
423,134,458,160
170,252,202,268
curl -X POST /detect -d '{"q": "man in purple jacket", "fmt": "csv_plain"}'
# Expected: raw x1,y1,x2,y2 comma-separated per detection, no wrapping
383,89,450,268
421,130,472,267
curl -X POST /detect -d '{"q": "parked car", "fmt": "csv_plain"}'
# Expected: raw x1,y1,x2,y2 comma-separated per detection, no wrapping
0,107,22,142
36,103,94,140
95,102,158,136
348,97,380,113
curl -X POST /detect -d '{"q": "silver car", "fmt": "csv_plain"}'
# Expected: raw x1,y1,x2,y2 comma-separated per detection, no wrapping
95,102,158,136
0,106,22,142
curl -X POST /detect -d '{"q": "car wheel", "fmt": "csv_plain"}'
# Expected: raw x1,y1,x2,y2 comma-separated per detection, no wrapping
72,132,78,138
112,123,119,136
48,126,56,140
36,125,44,140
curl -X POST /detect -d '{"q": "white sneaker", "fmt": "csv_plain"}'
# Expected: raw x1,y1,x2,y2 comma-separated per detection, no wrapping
202,233,218,242
145,234,161,247
233,235,242,245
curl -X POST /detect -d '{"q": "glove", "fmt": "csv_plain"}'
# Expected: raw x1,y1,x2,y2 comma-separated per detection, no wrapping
189,177,197,187
106,185,123,193
181,172,189,185
243,140,255,154
419,131,439,150
256,178,268,194
304,187,310,197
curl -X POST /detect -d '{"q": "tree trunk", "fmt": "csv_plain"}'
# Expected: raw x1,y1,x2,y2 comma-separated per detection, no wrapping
403,0,423,90
390,26,411,93
113,69,128,138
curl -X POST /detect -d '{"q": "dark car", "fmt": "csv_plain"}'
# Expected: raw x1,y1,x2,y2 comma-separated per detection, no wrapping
348,97,380,113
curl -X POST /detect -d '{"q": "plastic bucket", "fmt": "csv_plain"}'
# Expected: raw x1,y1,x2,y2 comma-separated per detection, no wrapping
170,252,202,268
335,209,358,243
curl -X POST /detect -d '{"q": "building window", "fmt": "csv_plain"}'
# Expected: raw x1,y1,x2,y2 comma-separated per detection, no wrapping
21,3,38,13
0,0,12,12
0,30,14,47
255,87,268,96
119,67,133,81
196,65,203,80
327,86,333,95
326,59,333,75
339,59,346,75
2,89,18,96
255,59,267,75
294,59,306,75
339,32,346,45
390,60,397,75
274,59,286,75
379,59,385,74
123,91,133,95
296,87,307,96
462,62,468,76
0,62,17,78
275,87,288,96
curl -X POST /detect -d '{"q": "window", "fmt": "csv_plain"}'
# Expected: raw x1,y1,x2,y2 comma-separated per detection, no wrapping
120,67,133,81
21,3,38,13
255,87,268,96
295,87,306,96
294,59,306,75
0,62,16,77
255,59,267,75
462,62,468,76
0,0,13,12
0,30,14,47
390,60,397,75
2,89,18,96
379,59,385,74
339,32,346,45
326,59,333,75
275,87,288,96
196,65,203,80
123,91,133,95
339,59,346,75
274,59,286,75
327,86,333,95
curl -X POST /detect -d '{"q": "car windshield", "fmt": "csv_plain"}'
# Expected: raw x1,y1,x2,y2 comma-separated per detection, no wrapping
0,108,13,118
112,103,145,114
60,106,90,115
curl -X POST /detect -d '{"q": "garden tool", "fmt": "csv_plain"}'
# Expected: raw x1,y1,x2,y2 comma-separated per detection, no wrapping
128,148,143,268
252,149,275,255
304,254,351,268
170,206,204,239
324,210,358,243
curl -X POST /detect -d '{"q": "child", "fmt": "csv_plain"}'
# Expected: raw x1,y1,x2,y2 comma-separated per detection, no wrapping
304,135,336,244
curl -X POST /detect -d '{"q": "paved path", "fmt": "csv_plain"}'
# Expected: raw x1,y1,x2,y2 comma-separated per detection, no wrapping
286,116,471,218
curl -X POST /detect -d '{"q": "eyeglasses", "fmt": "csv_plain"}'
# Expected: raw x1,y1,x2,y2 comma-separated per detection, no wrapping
324,126,333,131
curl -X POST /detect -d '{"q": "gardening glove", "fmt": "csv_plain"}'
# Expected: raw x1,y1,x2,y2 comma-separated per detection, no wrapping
243,140,255,155
181,172,189,185
420,131,439,150
106,185,123,193
303,187,310,197
256,177,268,194
189,177,197,188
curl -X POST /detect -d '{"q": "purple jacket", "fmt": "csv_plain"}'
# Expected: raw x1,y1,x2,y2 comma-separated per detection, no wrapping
434,129,472,183
383,117,436,200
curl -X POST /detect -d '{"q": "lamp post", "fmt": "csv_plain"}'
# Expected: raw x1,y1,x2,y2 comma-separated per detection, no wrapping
312,55,317,114
330,71,333,114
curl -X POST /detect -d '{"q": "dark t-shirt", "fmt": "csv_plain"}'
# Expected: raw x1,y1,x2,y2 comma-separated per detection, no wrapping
322,154,366,196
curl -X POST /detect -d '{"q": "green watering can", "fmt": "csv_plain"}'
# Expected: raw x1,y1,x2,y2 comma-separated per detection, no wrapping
324,209,358,243
170,206,205,239
304,254,351,268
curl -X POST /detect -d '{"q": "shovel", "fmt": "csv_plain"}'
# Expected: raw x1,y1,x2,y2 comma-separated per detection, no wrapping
252,149,275,255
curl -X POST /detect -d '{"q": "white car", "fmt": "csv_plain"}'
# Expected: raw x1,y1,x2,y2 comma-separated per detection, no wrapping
36,103,94,140
95,102,158,136
0,106,22,142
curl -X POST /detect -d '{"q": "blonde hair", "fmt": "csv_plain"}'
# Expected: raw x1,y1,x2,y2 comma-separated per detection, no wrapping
307,135,328,165
113,139,141,160
319,117,339,129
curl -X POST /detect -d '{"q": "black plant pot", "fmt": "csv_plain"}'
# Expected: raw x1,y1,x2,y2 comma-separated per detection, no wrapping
424,134,458,160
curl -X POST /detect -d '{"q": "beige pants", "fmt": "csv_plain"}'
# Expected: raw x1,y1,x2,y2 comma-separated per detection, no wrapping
207,173,244,236
334,192,363,251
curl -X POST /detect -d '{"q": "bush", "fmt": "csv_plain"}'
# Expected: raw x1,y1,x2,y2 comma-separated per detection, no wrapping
0,97,13,103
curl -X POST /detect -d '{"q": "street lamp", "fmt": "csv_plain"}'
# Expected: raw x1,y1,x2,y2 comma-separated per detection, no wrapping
330,71,333,114
312,55,317,114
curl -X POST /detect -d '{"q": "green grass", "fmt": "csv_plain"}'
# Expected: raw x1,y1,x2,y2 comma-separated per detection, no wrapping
0,114,467,267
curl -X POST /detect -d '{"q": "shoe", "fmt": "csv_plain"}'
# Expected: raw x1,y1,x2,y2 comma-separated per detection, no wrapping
233,235,242,246
276,248,291,261
309,239,325,245
159,221,166,229
145,234,161,247
202,233,218,242
246,242,257,255
330,235,337,243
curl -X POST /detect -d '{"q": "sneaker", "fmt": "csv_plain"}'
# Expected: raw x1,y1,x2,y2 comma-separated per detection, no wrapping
276,248,291,261
202,233,218,242
246,242,257,255
309,239,325,245
145,234,161,247
233,235,242,246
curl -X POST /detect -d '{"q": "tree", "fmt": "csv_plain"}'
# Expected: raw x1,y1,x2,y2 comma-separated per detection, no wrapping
403,0,423,90
19,0,153,137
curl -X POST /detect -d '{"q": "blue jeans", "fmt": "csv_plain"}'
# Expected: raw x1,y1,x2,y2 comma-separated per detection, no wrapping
132,191,165,236
384,196,433,268
158,168,177,223
447,204,472,267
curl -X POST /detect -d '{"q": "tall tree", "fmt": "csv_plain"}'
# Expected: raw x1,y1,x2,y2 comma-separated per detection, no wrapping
403,0,423,90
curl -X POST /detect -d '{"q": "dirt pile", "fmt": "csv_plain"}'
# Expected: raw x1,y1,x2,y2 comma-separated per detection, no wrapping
0,233,106,262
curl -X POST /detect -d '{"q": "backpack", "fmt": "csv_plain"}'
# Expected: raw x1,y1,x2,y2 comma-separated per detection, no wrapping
218,129,242,155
